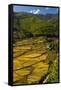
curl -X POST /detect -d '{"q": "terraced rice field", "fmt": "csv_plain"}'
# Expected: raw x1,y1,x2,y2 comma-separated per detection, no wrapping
13,37,58,85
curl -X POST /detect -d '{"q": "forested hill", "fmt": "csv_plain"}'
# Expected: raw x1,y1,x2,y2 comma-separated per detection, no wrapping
13,12,59,42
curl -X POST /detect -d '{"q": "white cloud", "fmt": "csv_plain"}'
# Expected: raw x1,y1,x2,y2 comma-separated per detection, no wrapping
30,10,33,13
29,9,40,14
45,7,49,10
34,9,40,14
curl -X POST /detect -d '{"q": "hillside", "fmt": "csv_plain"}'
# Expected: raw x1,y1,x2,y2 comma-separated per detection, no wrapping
13,12,59,43
12,12,59,85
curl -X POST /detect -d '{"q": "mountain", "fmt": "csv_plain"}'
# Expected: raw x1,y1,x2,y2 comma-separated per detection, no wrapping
13,12,59,42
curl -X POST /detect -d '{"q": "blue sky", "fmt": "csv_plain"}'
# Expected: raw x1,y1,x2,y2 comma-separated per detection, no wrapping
13,5,58,15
